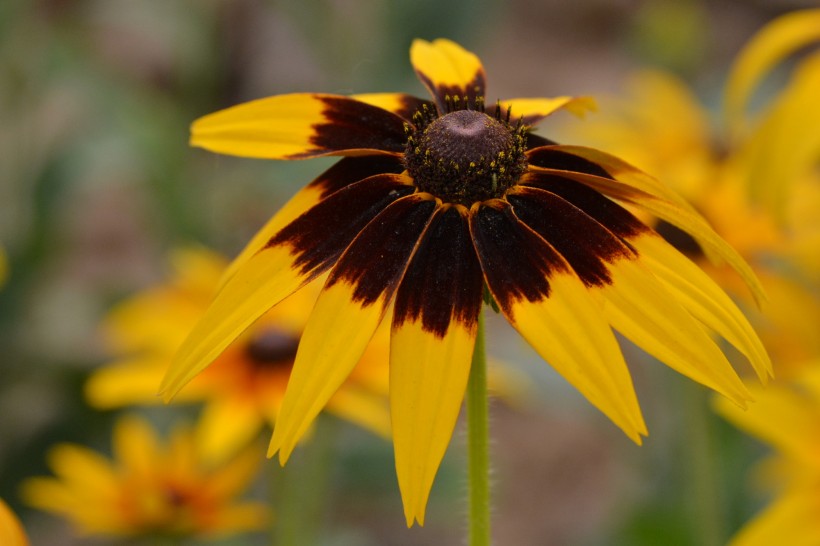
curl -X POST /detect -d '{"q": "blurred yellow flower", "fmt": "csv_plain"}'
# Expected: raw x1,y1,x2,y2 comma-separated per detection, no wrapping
21,415,267,539
567,9,820,265
0,498,29,546
565,10,820,375
85,247,391,463
715,364,820,546
564,69,783,269
725,8,820,277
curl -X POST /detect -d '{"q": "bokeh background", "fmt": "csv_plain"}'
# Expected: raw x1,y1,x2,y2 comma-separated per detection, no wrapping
0,1,816,544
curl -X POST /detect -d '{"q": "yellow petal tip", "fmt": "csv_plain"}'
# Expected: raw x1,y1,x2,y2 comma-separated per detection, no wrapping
404,511,424,528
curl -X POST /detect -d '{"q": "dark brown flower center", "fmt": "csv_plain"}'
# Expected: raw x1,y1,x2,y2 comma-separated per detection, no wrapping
245,329,299,368
404,104,527,206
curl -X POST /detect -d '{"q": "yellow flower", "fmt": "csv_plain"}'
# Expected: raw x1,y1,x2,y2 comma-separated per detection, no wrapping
162,38,769,525
715,364,820,546
565,10,820,258
21,415,267,538
725,8,820,275
86,247,391,463
0,499,29,546
564,10,820,374
563,69,784,263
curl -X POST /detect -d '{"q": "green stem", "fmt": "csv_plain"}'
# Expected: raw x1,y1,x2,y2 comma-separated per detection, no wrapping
270,417,336,546
681,380,725,546
466,308,491,546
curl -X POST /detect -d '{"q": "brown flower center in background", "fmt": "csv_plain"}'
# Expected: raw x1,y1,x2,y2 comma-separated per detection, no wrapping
245,329,299,368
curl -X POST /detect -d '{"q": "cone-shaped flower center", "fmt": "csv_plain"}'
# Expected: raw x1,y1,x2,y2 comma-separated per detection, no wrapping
405,109,527,206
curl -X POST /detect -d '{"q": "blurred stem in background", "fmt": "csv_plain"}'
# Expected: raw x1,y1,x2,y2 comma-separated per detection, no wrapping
681,379,726,546
271,417,337,546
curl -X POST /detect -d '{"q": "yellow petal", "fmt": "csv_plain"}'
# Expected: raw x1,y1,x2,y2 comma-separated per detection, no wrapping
388,204,483,526
713,384,819,465
632,234,772,382
46,444,118,496
725,8,820,135
470,203,646,441
598,258,751,406
506,272,646,442
410,39,486,110
325,387,391,439
735,52,820,218
268,194,436,462
19,479,82,521
498,96,597,125
196,399,264,465
113,415,160,477
390,317,475,527
729,486,820,546
191,93,407,159
160,245,311,400
268,282,390,462
0,499,29,546
206,444,264,500
85,356,201,408
167,423,198,478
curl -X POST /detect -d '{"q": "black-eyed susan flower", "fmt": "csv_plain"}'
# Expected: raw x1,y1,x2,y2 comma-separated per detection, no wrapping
161,38,770,525
0,498,29,546
86,247,391,463
715,364,820,546
725,8,820,219
21,415,267,539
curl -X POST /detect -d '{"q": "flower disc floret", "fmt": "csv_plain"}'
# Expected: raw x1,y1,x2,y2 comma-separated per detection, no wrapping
404,106,527,205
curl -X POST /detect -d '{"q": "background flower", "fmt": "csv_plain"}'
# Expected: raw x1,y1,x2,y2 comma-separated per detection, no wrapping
0,498,29,546
21,415,267,539
85,247,392,464
715,364,820,546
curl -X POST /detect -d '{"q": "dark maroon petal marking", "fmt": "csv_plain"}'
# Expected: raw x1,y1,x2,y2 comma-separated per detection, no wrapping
416,71,487,115
393,207,483,338
521,171,648,240
508,186,636,288
290,96,409,158
268,174,414,275
654,219,703,258
325,194,437,307
308,155,405,200
526,146,615,179
469,202,569,314
524,133,558,150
